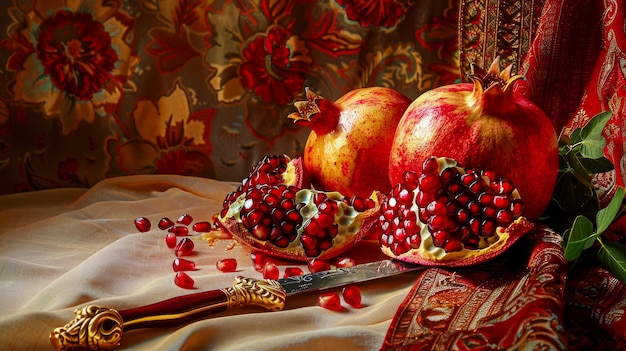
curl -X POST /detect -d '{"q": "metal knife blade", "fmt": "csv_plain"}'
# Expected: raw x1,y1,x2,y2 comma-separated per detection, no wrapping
50,259,422,351
278,259,421,295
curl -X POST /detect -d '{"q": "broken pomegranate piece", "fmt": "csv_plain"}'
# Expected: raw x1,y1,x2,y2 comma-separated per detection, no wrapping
175,237,195,257
250,252,268,272
318,292,342,311
342,286,362,308
216,258,238,272
283,267,304,278
158,217,175,230
308,258,331,273
262,262,280,280
134,217,151,232
165,232,177,248
174,271,195,289
378,156,533,266
192,221,212,232
335,257,356,268
169,225,189,236
177,213,193,226
173,258,196,272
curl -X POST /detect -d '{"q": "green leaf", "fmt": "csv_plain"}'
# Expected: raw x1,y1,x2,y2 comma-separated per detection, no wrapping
577,111,612,159
597,241,626,284
563,215,595,261
596,187,625,234
578,156,614,174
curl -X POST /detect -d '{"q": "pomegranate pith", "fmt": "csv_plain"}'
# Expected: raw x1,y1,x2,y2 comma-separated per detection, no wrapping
389,58,558,220
379,156,533,266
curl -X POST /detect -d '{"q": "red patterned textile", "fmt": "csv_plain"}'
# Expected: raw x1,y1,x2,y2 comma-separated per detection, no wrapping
520,0,626,202
381,229,569,350
0,0,460,195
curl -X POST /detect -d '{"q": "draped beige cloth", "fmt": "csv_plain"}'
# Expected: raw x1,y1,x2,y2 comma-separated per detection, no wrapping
0,175,417,350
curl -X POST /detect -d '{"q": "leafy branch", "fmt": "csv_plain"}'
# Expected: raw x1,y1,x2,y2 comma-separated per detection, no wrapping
541,111,626,283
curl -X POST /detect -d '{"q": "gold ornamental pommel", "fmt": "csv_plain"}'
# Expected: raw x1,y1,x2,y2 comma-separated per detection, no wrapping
50,305,123,351
222,276,287,311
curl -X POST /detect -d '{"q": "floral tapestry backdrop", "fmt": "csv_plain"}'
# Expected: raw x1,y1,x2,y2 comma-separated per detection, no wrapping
0,0,460,195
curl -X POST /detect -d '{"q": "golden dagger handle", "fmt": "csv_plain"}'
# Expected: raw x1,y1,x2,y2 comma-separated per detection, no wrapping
50,276,286,351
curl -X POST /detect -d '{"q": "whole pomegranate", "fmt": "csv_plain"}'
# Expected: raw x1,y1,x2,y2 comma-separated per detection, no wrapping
215,155,383,261
388,58,558,220
290,87,411,198
379,156,533,266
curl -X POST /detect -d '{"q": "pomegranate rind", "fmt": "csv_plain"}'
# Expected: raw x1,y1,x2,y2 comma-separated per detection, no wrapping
217,190,383,262
382,216,533,267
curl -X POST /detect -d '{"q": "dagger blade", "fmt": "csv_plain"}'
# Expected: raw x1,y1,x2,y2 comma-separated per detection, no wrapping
278,259,422,295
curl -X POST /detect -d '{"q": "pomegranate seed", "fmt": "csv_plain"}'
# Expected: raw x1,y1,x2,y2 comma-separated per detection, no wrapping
192,221,213,232
134,217,151,232
216,258,238,272
165,232,177,248
263,262,280,280
335,257,356,268
169,225,189,236
158,217,175,230
283,267,304,278
318,292,342,311
342,286,362,308
308,258,331,273
177,213,193,226
174,271,195,289
173,258,196,272
175,237,194,257
250,252,267,272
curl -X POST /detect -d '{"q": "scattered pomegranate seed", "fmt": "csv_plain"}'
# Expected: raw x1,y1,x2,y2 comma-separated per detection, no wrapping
250,252,268,272
308,258,331,273
262,262,280,280
283,267,304,278
173,258,196,272
318,292,342,311
192,221,213,232
216,258,238,272
158,217,175,230
169,225,189,236
165,232,177,248
177,213,193,226
335,257,356,268
134,217,151,232
175,237,195,257
342,286,362,308
174,271,195,289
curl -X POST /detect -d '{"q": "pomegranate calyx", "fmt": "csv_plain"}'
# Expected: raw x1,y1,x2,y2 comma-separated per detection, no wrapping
288,87,340,135
468,57,525,95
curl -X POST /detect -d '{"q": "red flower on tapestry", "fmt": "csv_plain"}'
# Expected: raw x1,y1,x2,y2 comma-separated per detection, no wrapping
2,0,137,134
240,27,309,106
335,0,408,29
36,11,118,101
155,149,214,177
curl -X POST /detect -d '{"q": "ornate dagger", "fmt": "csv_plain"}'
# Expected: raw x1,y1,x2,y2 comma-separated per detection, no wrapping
49,259,422,351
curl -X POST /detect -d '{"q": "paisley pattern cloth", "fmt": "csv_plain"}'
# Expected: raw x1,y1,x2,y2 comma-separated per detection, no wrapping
0,0,460,195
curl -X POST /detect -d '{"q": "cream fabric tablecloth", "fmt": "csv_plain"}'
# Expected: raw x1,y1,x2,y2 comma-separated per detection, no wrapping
0,175,417,350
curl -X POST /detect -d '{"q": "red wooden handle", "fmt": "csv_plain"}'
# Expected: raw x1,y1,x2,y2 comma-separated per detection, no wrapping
120,289,230,331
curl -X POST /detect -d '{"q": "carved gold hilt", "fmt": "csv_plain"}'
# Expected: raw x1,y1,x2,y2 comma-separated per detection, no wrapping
50,277,286,350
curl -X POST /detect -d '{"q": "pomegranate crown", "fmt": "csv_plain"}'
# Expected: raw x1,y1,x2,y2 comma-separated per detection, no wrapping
288,87,340,135
467,57,525,95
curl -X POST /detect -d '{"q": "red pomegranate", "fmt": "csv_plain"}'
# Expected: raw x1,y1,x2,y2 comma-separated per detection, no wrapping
379,156,534,266
215,155,383,262
388,58,558,220
290,87,411,198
